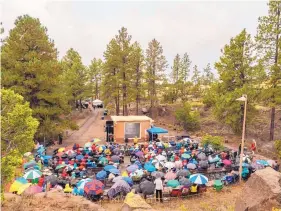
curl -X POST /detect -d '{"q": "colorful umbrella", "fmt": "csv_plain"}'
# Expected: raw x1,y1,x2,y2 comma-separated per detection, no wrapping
223,159,232,166
126,164,139,173
58,148,65,153
25,185,42,194
91,138,102,143
186,163,197,170
76,155,84,160
99,156,108,165
84,142,93,148
144,163,156,172
96,170,107,180
55,164,67,170
84,180,104,195
77,178,93,191
165,162,175,169
165,171,176,180
151,171,165,178
17,183,32,195
9,178,28,193
24,161,37,169
167,180,180,188
181,154,191,159
256,160,269,166
23,170,42,180
65,149,75,156
104,165,116,171
189,174,208,185
156,155,166,162
109,168,120,175
135,151,144,158
122,177,133,186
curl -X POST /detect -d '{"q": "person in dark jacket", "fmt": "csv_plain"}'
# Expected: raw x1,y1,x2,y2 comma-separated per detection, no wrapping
58,133,63,145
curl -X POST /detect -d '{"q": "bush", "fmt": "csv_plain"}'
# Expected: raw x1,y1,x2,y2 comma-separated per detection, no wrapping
175,102,200,131
201,134,224,151
274,140,281,159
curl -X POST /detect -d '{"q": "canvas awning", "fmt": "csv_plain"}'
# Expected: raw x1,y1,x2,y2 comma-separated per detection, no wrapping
147,126,168,134
93,99,103,105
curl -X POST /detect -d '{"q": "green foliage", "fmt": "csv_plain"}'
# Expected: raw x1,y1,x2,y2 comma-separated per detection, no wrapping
145,38,168,108
62,48,92,109
1,88,39,156
1,89,38,198
274,140,281,159
89,58,103,99
256,1,281,141
201,134,224,151
202,82,219,108
212,29,260,134
179,53,191,82
175,102,200,131
202,63,215,86
1,15,72,140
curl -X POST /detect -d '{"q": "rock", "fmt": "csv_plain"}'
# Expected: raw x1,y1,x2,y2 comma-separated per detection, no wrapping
235,167,281,211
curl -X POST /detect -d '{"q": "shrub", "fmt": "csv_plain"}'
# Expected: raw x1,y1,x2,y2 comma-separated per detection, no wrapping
175,102,200,131
201,134,224,151
274,140,281,159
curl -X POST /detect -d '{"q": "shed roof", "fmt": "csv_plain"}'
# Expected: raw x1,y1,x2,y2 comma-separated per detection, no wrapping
111,116,153,122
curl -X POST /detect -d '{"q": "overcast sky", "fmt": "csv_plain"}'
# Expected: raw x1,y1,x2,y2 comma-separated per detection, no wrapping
1,0,268,75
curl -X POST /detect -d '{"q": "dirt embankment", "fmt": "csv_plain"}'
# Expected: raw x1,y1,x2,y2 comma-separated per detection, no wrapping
2,191,105,211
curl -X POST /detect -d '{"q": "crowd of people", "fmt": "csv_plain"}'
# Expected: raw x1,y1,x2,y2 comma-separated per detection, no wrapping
9,136,279,203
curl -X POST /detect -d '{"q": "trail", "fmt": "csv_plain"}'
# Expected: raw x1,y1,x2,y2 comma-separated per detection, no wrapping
47,109,106,152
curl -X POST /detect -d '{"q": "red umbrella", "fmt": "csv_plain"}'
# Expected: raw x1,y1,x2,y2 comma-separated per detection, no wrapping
84,179,104,196
223,159,232,166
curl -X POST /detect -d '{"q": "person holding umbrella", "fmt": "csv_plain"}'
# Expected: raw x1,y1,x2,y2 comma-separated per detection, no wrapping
154,176,163,203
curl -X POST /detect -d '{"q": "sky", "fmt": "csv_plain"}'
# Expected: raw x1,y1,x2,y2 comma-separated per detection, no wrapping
1,0,269,75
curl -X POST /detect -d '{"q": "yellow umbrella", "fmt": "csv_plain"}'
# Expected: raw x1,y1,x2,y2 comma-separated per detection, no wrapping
122,171,128,177
9,181,24,193
92,138,101,143
17,183,32,195
58,148,65,153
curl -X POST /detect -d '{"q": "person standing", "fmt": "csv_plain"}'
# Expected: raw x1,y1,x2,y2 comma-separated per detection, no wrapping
58,133,63,145
154,177,163,203
251,139,257,154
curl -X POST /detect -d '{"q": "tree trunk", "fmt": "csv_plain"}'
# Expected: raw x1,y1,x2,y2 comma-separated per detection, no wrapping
270,107,275,141
269,5,280,141
95,80,98,99
136,61,140,115
79,98,82,112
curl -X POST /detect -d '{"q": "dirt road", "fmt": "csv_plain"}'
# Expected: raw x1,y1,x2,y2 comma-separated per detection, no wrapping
47,109,106,153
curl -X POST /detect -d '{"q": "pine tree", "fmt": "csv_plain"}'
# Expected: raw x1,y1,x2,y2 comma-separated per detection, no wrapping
214,29,258,133
202,63,215,85
172,54,181,83
180,53,191,82
1,15,70,140
191,65,200,85
130,42,144,115
89,58,103,100
256,1,281,141
145,39,168,110
62,48,91,111
102,39,121,115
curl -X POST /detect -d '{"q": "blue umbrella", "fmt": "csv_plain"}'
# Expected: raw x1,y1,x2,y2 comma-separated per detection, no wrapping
242,163,250,167
42,155,52,160
256,160,269,166
16,177,28,184
104,165,116,172
96,170,107,180
109,168,120,175
76,155,84,160
122,177,133,186
144,163,156,172
189,174,208,185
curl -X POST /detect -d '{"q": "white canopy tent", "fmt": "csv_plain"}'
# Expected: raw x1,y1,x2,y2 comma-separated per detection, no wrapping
93,99,103,106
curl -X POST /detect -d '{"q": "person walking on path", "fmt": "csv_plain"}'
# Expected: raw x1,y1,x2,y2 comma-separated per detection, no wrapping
154,177,163,202
251,139,257,154
58,133,63,145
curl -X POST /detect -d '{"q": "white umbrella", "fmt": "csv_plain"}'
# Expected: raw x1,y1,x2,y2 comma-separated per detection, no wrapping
164,162,175,169
156,155,166,162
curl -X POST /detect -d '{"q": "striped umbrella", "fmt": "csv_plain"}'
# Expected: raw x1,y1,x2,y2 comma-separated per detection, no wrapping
23,170,42,180
55,164,67,170
189,174,208,185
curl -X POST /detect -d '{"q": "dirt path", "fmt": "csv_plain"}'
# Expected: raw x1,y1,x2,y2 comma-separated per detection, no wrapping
47,109,106,153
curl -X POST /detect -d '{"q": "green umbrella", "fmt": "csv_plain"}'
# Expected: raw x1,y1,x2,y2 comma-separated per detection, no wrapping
23,170,42,180
181,154,191,159
56,164,67,170
167,180,180,188
99,157,108,165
